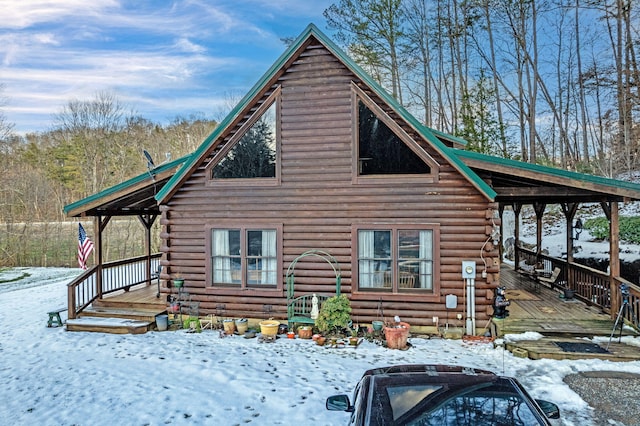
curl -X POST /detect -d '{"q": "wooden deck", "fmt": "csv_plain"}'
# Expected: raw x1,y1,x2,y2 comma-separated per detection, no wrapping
496,266,640,361
96,283,166,309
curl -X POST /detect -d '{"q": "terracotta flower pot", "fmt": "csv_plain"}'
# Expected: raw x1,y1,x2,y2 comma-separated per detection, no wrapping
298,326,313,339
316,336,326,346
384,322,410,349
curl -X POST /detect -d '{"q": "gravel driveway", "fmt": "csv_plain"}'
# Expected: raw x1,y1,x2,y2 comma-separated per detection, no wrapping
564,371,640,426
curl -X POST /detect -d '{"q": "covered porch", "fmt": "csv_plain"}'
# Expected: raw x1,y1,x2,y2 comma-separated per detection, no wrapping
495,266,640,361
455,149,640,331
62,157,187,332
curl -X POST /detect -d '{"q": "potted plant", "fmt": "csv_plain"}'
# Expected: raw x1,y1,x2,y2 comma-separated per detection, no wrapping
348,327,359,346
172,270,184,288
235,318,248,335
562,286,575,300
297,325,313,339
315,294,352,336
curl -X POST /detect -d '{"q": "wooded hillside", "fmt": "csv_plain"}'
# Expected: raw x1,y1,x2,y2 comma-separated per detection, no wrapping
0,92,215,266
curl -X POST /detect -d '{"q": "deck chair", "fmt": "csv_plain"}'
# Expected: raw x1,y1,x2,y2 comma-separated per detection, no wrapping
398,273,416,288
383,271,392,287
538,267,561,287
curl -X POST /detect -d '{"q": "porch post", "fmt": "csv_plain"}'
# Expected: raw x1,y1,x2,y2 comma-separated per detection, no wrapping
609,201,620,318
95,216,111,299
138,214,158,286
498,204,505,262
561,203,579,293
513,203,522,268
561,203,578,264
94,215,103,299
533,203,546,259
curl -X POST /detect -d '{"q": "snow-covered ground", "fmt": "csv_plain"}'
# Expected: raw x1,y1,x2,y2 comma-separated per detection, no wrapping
1,268,640,425
506,202,640,265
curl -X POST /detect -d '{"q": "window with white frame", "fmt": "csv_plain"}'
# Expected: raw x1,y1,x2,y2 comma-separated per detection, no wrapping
357,227,435,292
211,228,277,287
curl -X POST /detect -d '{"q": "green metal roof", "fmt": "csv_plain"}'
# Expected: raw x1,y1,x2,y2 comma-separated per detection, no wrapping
428,127,469,147
63,155,190,217
155,23,497,203
453,148,640,201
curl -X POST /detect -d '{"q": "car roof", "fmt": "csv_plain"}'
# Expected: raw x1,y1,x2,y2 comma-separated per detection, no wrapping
362,364,497,378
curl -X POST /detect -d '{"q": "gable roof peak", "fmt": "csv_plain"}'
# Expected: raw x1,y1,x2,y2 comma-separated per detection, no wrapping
155,23,496,203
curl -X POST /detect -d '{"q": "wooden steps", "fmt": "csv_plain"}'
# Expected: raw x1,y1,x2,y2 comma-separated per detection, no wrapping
504,337,640,362
66,285,167,334
493,317,637,338
66,317,153,334
79,306,164,322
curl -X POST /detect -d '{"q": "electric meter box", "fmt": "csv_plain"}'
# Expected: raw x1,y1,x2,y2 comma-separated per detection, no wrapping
445,294,457,309
462,260,476,279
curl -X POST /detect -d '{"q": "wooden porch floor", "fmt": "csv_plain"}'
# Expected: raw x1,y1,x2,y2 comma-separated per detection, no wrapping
100,282,166,308
496,266,640,361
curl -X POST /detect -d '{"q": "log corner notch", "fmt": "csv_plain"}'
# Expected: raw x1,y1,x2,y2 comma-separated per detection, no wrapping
482,205,502,282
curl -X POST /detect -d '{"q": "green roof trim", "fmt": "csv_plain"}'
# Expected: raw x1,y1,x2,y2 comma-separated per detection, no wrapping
428,127,469,147
453,148,640,196
155,23,497,202
155,24,321,202
63,155,190,215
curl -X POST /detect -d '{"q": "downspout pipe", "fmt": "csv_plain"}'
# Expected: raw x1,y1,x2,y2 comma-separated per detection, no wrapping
466,277,476,335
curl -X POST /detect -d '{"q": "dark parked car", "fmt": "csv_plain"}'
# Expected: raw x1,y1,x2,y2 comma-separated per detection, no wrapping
326,364,560,425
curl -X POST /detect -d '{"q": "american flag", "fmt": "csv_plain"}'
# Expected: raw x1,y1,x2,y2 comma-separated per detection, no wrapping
78,223,94,270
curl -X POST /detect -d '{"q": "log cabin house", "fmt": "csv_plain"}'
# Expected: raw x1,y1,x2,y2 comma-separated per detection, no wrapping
64,24,640,336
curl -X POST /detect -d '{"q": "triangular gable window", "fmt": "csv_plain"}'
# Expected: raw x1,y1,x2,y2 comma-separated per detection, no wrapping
212,101,277,180
358,100,431,176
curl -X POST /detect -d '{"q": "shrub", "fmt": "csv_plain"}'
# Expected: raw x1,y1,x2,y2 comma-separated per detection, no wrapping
315,294,352,335
584,216,640,244
584,217,609,240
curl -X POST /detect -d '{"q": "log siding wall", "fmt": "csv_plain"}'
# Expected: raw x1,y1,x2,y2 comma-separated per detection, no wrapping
160,40,500,327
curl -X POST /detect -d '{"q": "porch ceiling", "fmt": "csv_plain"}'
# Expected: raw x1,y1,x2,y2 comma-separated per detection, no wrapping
64,156,188,218
475,170,622,204
454,149,640,205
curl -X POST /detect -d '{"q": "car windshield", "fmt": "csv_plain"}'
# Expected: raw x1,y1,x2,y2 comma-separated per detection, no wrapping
367,374,545,426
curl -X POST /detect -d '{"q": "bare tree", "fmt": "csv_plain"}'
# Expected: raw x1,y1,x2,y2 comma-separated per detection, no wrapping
325,0,406,103
53,91,133,194
403,0,434,126
0,84,14,144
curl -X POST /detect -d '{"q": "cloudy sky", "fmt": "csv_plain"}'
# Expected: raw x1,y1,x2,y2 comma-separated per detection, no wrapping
0,0,335,134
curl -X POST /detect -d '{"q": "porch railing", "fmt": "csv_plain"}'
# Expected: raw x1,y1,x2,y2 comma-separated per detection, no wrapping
67,253,161,319
516,246,640,330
